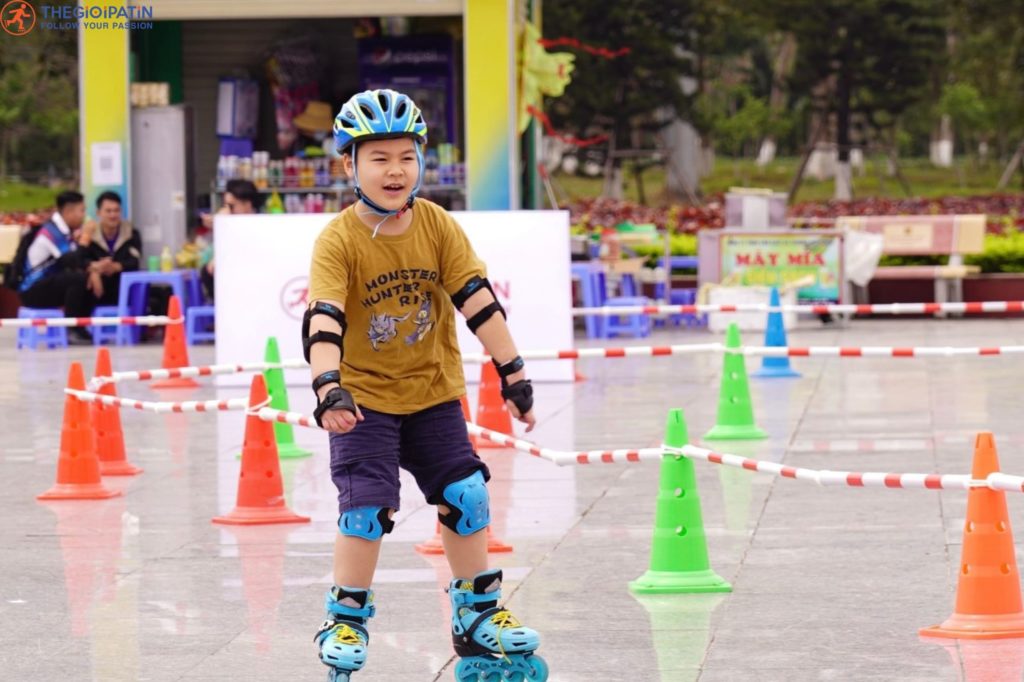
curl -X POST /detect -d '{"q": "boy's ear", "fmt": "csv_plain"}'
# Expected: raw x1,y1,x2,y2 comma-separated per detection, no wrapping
342,152,355,179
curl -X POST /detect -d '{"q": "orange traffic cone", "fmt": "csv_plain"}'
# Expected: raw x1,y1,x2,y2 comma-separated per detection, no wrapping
92,348,142,476
38,363,121,501
475,362,512,448
212,375,310,525
460,394,477,448
414,521,513,555
151,296,199,389
920,432,1024,639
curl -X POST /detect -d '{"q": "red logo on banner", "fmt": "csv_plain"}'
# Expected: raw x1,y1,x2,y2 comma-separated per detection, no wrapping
280,276,309,320
2,1,36,36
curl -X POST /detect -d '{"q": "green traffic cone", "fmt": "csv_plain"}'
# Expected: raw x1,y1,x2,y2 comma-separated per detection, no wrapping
263,336,312,459
629,409,732,594
703,323,768,441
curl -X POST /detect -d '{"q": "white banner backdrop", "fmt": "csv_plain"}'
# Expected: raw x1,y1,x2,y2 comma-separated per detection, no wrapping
214,210,573,386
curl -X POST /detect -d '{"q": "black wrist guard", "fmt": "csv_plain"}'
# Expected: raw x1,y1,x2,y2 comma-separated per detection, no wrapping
313,386,358,427
501,379,533,416
493,356,532,415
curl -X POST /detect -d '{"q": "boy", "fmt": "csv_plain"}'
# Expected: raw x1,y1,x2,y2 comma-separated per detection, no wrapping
304,89,548,682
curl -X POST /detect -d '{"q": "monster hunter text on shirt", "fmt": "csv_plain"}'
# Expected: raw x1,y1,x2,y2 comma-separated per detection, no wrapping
307,199,486,414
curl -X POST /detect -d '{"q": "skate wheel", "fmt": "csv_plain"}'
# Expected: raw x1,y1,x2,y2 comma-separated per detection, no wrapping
454,658,493,682
326,669,351,682
524,655,549,681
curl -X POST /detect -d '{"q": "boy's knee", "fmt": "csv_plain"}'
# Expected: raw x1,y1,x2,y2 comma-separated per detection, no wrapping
434,471,489,536
339,506,394,540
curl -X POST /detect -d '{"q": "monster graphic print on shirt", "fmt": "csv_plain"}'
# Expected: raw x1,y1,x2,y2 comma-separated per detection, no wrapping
360,268,439,351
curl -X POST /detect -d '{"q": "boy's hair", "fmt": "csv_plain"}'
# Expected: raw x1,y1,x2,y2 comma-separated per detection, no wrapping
225,179,260,208
96,190,122,209
56,190,85,211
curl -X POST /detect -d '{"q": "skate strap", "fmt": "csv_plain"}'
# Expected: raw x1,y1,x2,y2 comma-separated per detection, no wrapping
452,589,500,608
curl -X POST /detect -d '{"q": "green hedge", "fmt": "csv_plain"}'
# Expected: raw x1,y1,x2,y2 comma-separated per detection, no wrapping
880,233,1024,273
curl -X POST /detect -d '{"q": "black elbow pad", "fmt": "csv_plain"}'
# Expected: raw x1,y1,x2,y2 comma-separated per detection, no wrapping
451,276,506,334
301,301,347,363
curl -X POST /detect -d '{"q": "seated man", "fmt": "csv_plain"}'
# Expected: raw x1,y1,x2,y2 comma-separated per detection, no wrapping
79,190,141,305
18,190,92,343
200,178,259,301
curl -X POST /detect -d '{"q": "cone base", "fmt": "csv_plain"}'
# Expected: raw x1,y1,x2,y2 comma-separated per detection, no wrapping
212,506,310,526
920,612,1024,640
414,531,514,554
753,364,801,379
487,535,514,553
414,537,446,555
275,442,313,459
151,377,201,389
703,424,768,441
629,569,733,595
37,483,121,501
100,460,144,476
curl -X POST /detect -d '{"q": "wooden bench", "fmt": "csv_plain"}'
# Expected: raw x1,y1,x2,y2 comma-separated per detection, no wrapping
836,214,985,308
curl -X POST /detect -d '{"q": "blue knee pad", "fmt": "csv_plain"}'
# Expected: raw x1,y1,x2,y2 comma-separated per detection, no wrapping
438,470,490,536
339,506,394,540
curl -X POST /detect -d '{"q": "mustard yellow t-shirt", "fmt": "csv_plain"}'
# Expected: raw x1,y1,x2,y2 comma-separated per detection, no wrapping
307,199,485,414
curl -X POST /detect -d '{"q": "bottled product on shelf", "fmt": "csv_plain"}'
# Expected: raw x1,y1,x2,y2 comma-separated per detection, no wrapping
214,147,464,214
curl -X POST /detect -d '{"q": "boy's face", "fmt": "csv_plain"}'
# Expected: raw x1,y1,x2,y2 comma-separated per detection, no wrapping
344,137,420,212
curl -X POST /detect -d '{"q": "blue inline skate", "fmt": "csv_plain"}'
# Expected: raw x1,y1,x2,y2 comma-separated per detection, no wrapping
314,586,374,681
448,569,548,682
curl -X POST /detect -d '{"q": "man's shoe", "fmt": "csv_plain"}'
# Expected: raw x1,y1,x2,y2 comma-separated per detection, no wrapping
68,328,93,346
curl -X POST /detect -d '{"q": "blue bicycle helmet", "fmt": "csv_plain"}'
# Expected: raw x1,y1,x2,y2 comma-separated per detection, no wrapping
333,89,429,225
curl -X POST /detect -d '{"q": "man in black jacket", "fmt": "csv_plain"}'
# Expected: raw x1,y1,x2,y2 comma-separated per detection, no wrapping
79,191,141,305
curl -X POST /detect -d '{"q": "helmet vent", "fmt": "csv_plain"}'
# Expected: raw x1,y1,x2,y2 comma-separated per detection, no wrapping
377,92,390,112
395,102,407,119
359,104,376,121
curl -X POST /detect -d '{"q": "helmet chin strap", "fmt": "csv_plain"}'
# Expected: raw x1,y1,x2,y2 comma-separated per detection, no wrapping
352,143,425,239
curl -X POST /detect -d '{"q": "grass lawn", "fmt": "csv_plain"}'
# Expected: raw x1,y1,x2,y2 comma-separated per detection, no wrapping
0,182,68,213
550,155,1018,206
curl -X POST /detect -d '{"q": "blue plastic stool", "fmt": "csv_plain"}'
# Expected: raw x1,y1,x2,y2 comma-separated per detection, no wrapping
653,286,705,328
602,296,651,338
186,305,215,345
16,307,68,350
90,305,120,345
619,273,639,297
571,263,607,339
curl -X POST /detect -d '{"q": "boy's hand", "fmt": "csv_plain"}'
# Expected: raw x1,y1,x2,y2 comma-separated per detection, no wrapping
506,400,536,432
320,404,364,433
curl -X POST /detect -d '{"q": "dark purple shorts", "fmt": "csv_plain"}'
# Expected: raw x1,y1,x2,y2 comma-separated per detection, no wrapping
328,399,489,514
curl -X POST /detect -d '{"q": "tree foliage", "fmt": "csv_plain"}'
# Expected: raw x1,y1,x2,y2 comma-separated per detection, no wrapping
541,0,696,157
0,22,78,179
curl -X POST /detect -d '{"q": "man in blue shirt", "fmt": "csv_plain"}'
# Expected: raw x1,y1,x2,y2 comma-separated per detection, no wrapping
19,190,92,342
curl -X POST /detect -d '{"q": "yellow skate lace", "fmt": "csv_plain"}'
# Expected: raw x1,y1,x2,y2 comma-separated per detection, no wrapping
489,610,522,661
331,623,364,646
